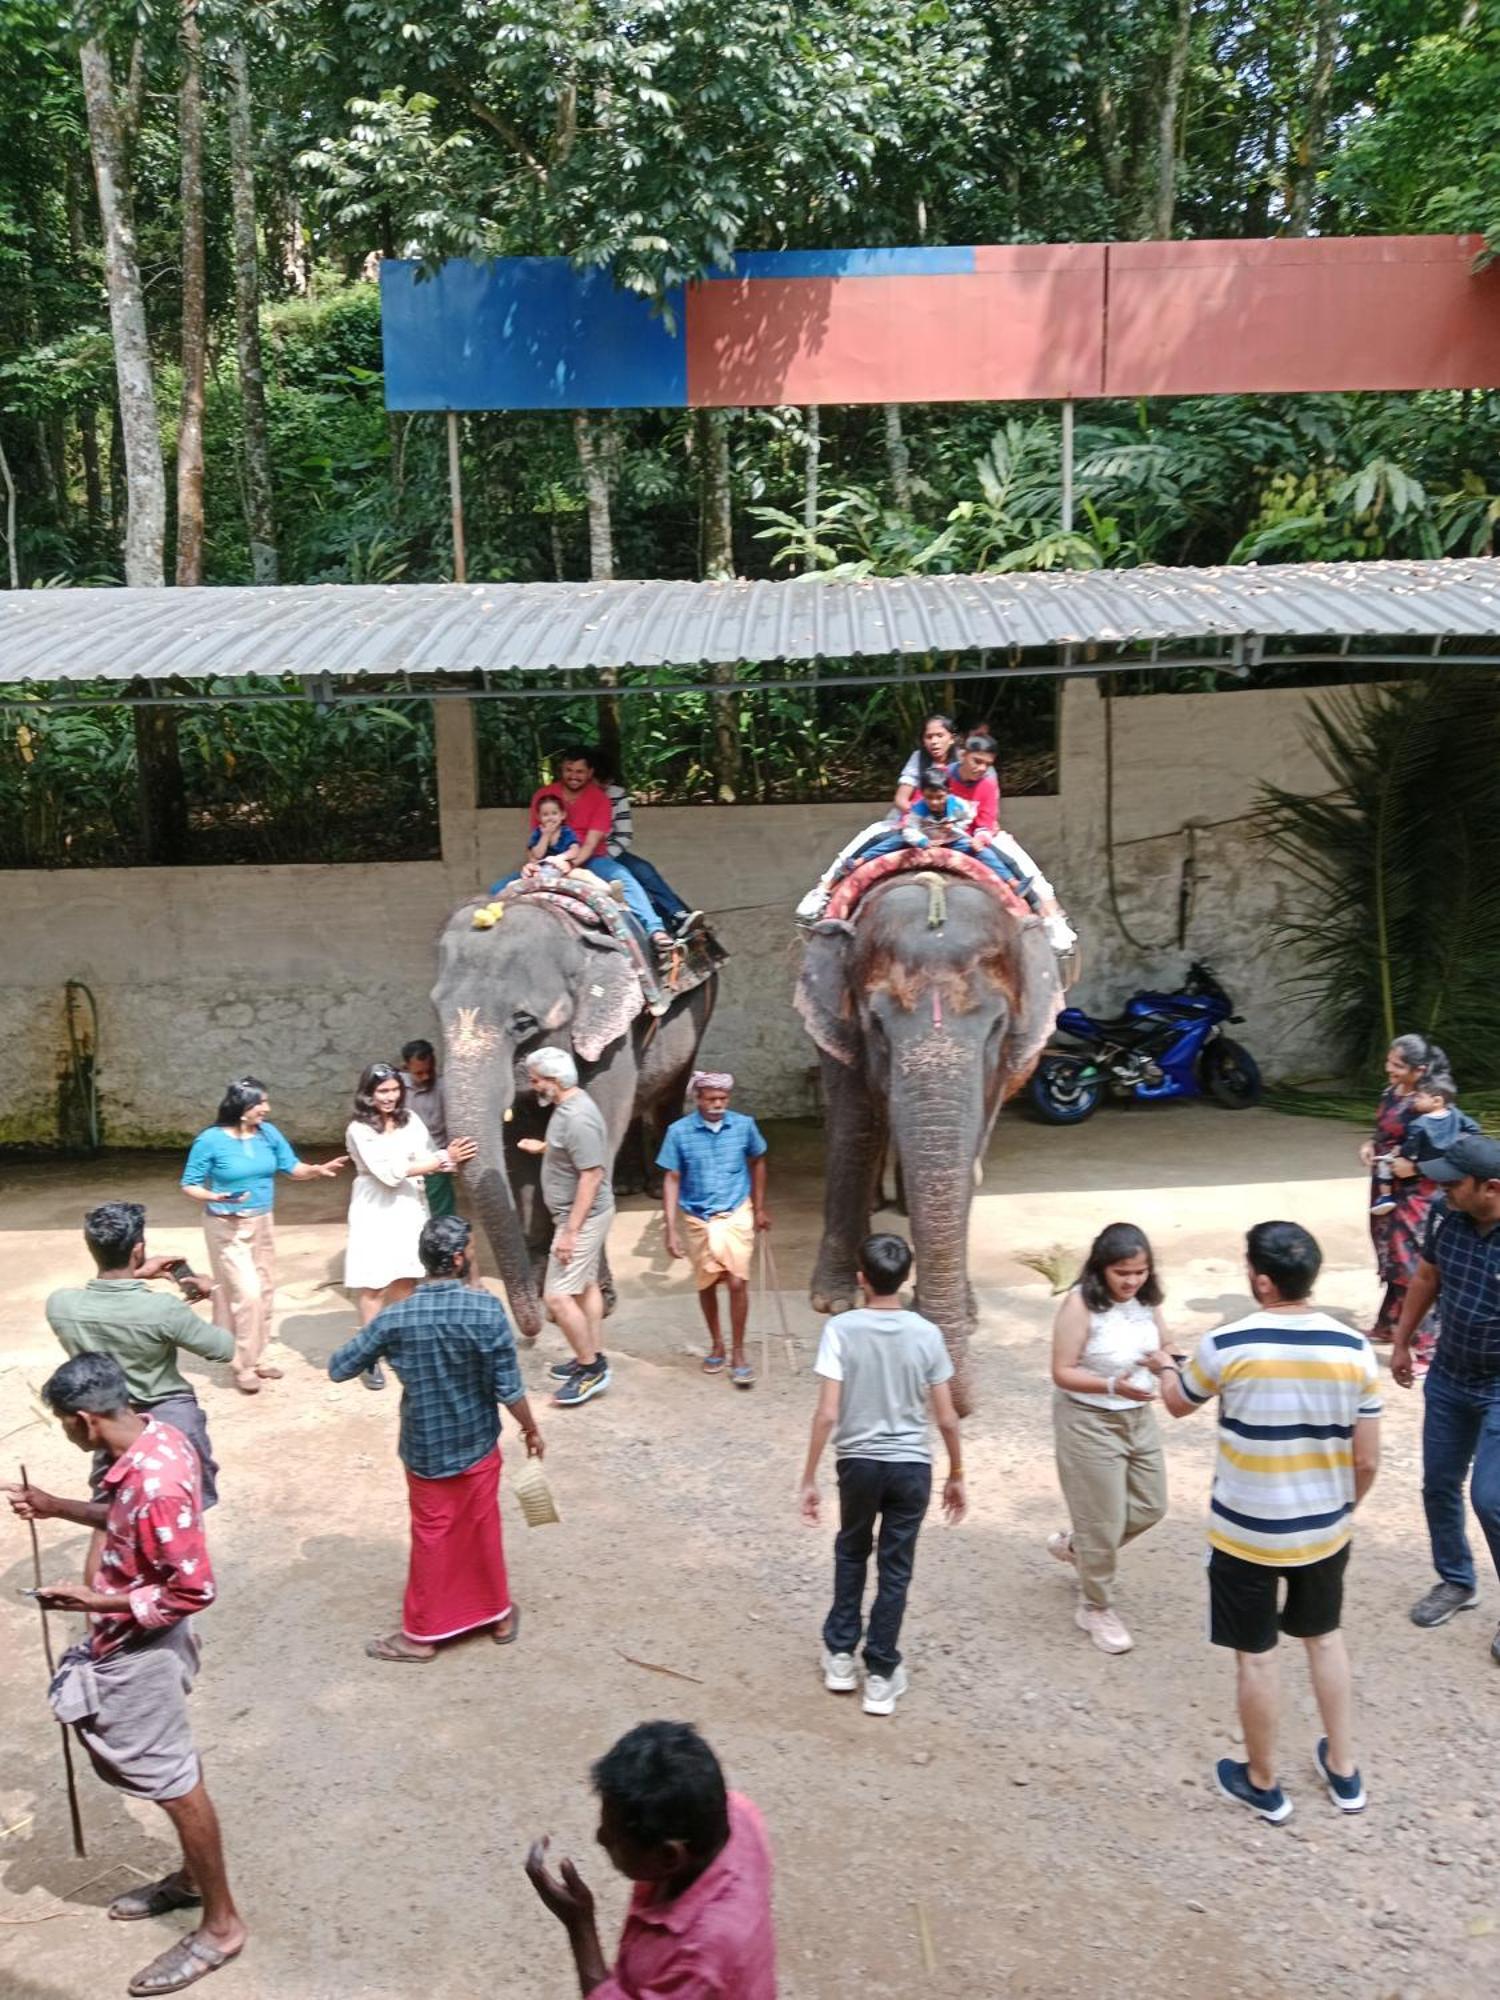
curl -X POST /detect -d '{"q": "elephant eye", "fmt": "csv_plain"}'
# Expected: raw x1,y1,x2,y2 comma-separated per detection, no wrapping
509,1009,539,1040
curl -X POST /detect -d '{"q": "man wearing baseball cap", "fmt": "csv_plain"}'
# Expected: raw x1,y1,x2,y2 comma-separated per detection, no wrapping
1393,1132,1500,1664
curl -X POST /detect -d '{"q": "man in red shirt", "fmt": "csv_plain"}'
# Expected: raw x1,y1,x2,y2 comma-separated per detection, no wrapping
526,1720,776,1998
5,1352,247,1995
526,747,673,944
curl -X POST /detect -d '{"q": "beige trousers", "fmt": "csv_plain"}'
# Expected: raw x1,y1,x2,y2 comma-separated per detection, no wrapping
1053,1391,1168,1609
203,1210,277,1375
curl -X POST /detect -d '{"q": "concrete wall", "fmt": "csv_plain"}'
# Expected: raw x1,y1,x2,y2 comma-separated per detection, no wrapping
1,679,1341,1146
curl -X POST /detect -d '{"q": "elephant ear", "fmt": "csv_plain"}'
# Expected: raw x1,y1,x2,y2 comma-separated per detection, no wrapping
794,930,858,1068
998,921,1064,1100
571,933,645,1062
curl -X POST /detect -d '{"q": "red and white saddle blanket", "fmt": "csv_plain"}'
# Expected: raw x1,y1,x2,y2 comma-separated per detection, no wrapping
825,844,1031,925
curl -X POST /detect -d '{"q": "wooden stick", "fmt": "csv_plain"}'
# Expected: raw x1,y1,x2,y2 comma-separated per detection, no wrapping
19,1464,87,1859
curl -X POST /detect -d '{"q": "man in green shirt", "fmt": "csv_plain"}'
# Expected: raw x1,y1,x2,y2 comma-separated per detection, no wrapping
46,1202,233,1507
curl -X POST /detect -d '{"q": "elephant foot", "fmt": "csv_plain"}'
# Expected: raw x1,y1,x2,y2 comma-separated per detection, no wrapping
810,1286,858,1317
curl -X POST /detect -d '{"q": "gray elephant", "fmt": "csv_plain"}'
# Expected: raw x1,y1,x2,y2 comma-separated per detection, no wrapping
795,871,1062,1412
434,896,718,1337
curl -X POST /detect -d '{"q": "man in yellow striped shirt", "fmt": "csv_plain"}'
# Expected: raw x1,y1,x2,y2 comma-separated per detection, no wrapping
1149,1221,1382,1825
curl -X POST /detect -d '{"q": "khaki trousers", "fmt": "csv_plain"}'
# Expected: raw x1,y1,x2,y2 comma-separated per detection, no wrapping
203,1210,277,1375
1053,1391,1168,1608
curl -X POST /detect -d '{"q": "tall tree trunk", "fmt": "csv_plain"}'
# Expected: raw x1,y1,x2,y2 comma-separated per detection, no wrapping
1148,0,1194,238
226,40,277,582
573,411,621,768
803,405,820,557
175,1,207,585
696,409,740,801
0,432,19,588
80,37,165,586
1288,0,1339,236
883,403,911,510
64,163,105,531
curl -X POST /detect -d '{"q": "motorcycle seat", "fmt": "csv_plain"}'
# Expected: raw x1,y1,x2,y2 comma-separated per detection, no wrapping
1083,1014,1166,1042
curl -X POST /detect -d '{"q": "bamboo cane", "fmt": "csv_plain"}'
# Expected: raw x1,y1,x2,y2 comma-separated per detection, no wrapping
18,1464,87,1859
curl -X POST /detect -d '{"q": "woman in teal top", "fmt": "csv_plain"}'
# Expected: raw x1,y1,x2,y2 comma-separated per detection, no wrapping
182,1077,347,1394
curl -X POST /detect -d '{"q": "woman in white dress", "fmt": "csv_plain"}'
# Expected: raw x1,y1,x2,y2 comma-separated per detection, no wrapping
344,1063,475,1389
1048,1222,1171,1655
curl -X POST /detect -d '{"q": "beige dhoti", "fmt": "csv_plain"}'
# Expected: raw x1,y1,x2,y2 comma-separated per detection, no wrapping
683,1201,755,1289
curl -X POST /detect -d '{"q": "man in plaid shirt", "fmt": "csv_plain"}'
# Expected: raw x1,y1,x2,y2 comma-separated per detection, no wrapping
330,1215,544,1663
1394,1133,1500,1665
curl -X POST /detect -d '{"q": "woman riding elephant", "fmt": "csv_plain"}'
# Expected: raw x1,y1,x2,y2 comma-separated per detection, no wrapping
796,869,1063,1412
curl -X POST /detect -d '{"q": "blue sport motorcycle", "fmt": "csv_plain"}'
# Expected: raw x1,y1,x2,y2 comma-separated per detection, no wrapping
1027,960,1262,1125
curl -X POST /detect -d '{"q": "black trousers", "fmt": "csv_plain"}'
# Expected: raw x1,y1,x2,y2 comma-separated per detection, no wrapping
821,1456,932,1677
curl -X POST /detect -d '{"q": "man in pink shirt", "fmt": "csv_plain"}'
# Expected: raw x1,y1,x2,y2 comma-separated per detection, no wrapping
526,1720,776,1997
520,747,671,943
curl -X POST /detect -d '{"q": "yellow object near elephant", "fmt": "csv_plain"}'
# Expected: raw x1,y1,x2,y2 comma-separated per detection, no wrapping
471,900,507,930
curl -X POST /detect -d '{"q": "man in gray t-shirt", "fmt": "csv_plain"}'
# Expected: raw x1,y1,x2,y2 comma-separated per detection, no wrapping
519,1049,615,1407
799,1232,966,1715
401,1038,455,1219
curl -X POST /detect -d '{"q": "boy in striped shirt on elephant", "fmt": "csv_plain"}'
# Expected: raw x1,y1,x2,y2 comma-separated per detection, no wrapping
1148,1221,1382,1824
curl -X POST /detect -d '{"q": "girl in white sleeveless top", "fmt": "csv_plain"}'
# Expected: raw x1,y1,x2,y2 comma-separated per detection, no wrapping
1049,1223,1171,1655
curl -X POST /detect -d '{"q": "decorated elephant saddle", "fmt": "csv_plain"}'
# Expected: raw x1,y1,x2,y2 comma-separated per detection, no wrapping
468,874,723,1044
824,844,1030,926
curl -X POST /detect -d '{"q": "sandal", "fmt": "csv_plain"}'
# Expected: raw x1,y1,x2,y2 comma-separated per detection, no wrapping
232,1372,261,1396
128,1931,244,1995
253,1364,284,1380
731,1364,755,1390
491,1605,522,1647
701,1354,727,1375
110,1874,203,1922
364,1632,436,1664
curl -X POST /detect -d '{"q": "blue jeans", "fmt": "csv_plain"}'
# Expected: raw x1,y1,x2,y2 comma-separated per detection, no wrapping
822,1457,931,1677
614,850,690,925
491,856,661,935
1421,1365,1500,1590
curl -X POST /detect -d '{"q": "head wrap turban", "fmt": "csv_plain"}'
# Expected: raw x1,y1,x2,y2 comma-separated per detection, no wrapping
690,1071,734,1094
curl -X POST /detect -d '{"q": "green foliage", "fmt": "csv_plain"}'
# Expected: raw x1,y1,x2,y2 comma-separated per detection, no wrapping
1260,674,1500,1087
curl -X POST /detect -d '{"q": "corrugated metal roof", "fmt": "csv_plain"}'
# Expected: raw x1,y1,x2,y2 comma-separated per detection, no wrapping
2,560,1498,686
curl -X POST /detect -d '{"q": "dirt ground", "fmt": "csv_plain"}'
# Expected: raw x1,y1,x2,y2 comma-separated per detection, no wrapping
2,1104,1497,2000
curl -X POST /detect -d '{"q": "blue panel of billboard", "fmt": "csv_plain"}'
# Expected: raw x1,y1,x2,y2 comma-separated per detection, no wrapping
380,258,687,411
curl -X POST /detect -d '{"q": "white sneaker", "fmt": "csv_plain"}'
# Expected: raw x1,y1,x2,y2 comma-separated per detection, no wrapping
1044,912,1078,954
862,1664,909,1715
796,884,830,923
1047,1529,1077,1566
821,1648,859,1694
1075,1602,1133,1654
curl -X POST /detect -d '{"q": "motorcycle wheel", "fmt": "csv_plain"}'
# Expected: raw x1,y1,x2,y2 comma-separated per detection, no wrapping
1027,1055,1105,1124
1201,1037,1262,1109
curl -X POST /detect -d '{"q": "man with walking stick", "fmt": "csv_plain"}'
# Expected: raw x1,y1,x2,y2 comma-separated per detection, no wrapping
5,1352,247,1996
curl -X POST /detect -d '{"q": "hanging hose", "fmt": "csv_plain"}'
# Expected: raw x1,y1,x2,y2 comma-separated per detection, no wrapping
63,979,101,1155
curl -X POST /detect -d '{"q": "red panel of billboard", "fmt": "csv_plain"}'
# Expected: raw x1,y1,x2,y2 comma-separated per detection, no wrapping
1105,235,1500,397
685,245,1105,406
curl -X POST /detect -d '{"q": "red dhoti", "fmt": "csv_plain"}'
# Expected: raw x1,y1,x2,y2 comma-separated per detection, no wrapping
402,1447,511,1644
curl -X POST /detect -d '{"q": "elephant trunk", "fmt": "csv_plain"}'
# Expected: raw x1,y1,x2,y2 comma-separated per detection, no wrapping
891,1065,985,1416
446,1044,543,1339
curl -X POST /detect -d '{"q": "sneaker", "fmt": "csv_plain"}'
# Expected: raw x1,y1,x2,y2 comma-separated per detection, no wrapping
1075,1602,1133,1654
821,1648,859,1694
361,1363,385,1392
1047,1530,1077,1567
1044,913,1078,954
548,1358,584,1380
1315,1737,1367,1813
553,1361,611,1407
1369,1196,1397,1218
862,1664,908,1716
1409,1580,1479,1628
673,909,705,937
1215,1758,1293,1825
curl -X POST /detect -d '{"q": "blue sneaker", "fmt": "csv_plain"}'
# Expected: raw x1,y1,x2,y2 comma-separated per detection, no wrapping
1315,1738,1367,1813
1214,1757,1293,1824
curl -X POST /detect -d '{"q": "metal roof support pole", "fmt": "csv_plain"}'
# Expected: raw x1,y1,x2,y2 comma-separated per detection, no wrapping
1061,400,1075,535
446,411,468,585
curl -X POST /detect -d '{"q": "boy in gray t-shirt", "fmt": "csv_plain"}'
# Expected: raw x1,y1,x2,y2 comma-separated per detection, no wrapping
799,1232,966,1716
